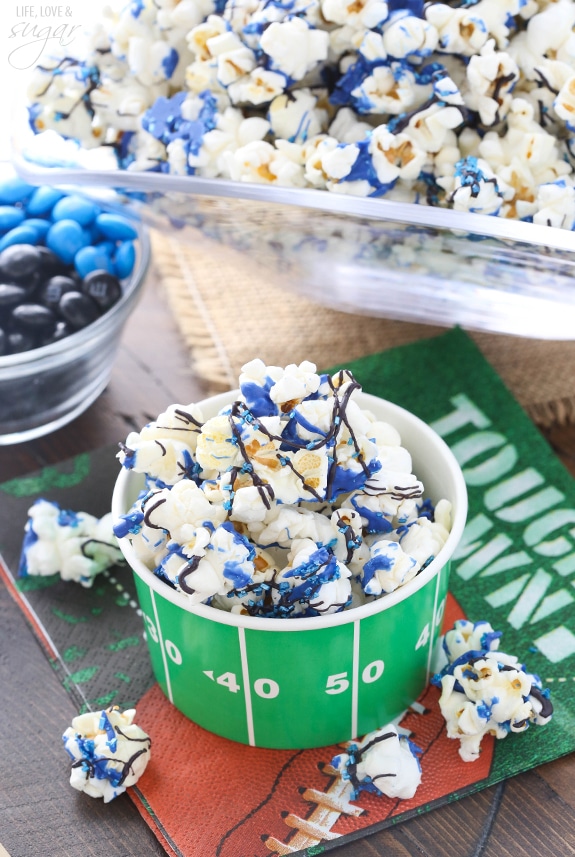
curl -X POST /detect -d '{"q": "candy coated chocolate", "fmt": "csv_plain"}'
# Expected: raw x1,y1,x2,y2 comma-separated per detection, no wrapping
0,225,42,252
41,319,72,346
36,246,69,277
95,213,139,241
23,218,51,241
0,283,28,307
0,244,42,282
0,206,25,232
26,186,65,216
38,275,78,309
0,177,34,205
12,302,56,330
8,330,35,353
58,290,101,328
114,241,136,280
52,194,100,226
81,269,122,310
75,244,114,278
46,219,91,264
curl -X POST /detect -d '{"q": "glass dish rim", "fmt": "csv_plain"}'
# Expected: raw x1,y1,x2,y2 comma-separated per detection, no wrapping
12,142,575,256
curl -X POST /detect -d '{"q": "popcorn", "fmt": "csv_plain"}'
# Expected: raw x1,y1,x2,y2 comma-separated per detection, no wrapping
268,90,328,145
118,402,204,485
275,537,353,615
224,139,307,185
361,539,418,596
25,0,575,230
433,620,553,762
437,156,504,216
347,62,429,116
259,18,329,82
114,361,453,617
321,0,388,30
464,41,519,126
369,127,427,185
331,723,422,800
382,12,438,62
19,499,123,587
62,706,151,802
442,619,502,663
533,179,575,230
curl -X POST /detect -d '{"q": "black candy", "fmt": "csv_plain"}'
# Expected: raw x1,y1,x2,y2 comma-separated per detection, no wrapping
12,303,56,330
0,283,27,307
0,243,125,358
82,269,122,310
39,276,78,309
41,320,72,346
0,244,42,283
8,331,36,353
36,246,70,277
58,291,100,328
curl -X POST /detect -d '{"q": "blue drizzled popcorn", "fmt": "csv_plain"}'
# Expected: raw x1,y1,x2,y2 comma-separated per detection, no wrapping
442,619,502,663
62,706,151,802
118,401,205,485
25,0,575,228
331,723,422,800
114,360,452,617
432,620,553,762
19,499,124,587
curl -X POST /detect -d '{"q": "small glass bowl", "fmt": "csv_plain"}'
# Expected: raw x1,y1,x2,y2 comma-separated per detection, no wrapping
0,216,150,445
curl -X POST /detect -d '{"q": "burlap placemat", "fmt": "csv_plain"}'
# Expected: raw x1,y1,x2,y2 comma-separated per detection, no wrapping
152,229,575,427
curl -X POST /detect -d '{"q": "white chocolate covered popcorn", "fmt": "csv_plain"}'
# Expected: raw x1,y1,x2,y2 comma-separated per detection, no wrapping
433,620,553,762
331,723,422,800
19,499,123,587
114,361,452,618
62,707,151,802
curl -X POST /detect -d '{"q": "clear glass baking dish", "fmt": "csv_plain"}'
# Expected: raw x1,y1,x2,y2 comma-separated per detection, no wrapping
12,115,575,340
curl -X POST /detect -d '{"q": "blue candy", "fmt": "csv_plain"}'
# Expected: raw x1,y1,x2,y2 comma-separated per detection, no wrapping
0,206,25,232
95,213,138,241
113,240,136,279
0,224,41,251
74,244,114,277
0,176,35,205
52,194,100,226
98,240,116,255
46,219,91,264
24,218,51,240
26,186,65,216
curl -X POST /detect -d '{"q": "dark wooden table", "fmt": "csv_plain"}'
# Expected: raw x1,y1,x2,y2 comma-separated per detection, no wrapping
1,271,574,857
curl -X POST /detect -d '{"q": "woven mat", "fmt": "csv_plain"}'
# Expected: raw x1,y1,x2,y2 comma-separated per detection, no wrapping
152,229,575,428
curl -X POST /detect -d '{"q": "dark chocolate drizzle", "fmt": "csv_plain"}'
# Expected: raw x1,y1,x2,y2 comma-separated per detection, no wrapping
529,685,554,720
80,538,123,559
156,407,204,432
143,495,167,530
342,730,397,796
178,554,202,594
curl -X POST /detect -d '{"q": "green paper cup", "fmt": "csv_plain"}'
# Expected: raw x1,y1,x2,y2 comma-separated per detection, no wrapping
112,391,467,749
